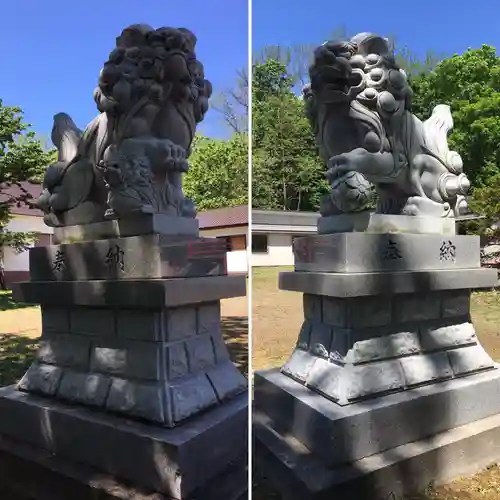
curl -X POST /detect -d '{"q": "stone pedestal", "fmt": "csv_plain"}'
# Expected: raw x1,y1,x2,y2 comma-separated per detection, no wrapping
254,228,500,499
0,216,248,499
317,213,457,236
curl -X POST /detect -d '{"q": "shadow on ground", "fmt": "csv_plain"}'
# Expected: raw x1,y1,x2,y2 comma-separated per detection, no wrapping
222,316,249,377
0,334,38,386
0,292,31,312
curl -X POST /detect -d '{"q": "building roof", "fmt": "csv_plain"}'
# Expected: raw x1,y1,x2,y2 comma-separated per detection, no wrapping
251,209,319,235
197,205,248,229
1,182,249,229
0,181,43,216
252,209,320,227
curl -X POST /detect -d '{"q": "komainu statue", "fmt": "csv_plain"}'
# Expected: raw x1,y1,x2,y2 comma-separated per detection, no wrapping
304,32,470,218
34,24,212,226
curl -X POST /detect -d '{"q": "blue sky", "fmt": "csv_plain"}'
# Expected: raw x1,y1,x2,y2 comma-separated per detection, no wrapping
0,0,248,142
253,0,500,67
5,0,500,147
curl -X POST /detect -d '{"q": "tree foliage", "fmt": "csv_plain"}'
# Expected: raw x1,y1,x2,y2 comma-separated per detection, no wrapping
410,45,500,189
0,100,55,288
0,100,55,250
184,132,248,211
252,59,328,211
467,174,500,235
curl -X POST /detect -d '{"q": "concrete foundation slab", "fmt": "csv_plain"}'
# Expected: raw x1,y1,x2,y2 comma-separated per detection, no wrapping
0,433,247,500
254,409,500,500
254,368,500,468
279,268,497,297
0,387,248,499
12,275,246,307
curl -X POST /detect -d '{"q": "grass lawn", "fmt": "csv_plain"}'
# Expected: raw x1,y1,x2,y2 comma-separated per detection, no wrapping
0,290,32,312
252,266,500,500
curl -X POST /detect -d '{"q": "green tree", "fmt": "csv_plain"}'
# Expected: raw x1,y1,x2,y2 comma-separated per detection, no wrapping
410,45,500,188
184,132,248,211
467,174,500,236
0,100,55,287
252,59,328,211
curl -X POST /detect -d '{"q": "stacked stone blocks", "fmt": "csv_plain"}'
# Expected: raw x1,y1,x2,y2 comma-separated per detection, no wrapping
15,224,246,428
20,301,244,427
282,289,493,405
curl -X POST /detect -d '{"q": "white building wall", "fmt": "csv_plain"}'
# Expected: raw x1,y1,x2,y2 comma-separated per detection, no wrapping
3,215,53,272
251,233,294,267
199,225,248,274
226,250,248,274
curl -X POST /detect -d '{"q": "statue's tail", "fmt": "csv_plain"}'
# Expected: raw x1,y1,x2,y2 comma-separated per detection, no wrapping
422,105,463,173
52,113,82,164
77,112,112,168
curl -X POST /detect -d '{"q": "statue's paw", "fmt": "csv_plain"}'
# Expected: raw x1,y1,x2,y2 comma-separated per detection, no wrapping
402,196,451,217
43,212,62,227
327,157,348,182
49,191,70,212
31,190,51,211
174,157,189,173
327,148,370,181
104,203,153,219
43,161,67,187
167,144,188,172
169,143,186,160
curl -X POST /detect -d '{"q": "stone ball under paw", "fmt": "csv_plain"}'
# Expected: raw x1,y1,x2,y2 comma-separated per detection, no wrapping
331,171,373,212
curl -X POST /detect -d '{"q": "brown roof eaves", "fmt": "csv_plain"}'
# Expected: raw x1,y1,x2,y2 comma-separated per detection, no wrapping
1,183,249,229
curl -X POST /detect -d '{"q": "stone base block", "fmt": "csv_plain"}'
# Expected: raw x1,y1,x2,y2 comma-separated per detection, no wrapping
0,387,248,499
29,235,227,281
293,233,479,273
280,268,497,297
317,213,456,236
254,368,500,469
254,409,500,500
0,434,247,500
53,214,199,244
12,275,246,307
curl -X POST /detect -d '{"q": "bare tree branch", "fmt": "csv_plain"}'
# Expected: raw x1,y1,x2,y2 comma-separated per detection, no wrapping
211,68,248,133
